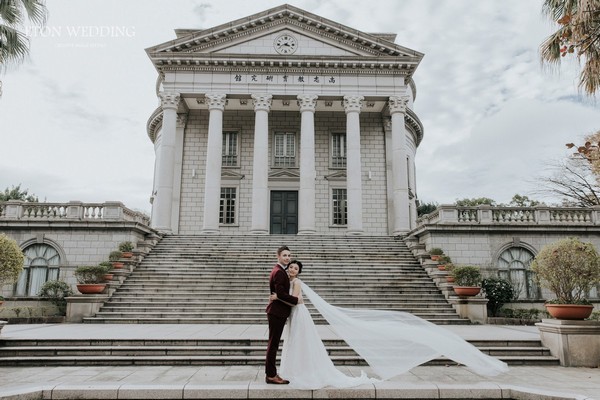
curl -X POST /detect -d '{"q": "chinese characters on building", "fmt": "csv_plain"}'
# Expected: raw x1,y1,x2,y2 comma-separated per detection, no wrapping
232,74,339,85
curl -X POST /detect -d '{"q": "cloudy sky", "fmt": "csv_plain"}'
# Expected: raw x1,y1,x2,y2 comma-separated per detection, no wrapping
1,0,599,213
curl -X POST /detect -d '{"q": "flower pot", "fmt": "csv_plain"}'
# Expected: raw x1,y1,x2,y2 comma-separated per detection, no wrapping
446,276,455,283
430,255,441,261
76,284,106,294
111,261,124,269
545,304,594,320
121,252,133,258
453,286,481,297
437,265,446,271
103,273,114,281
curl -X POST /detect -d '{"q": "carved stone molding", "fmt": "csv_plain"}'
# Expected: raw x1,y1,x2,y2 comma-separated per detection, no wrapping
251,94,273,112
297,94,318,112
205,93,227,110
383,117,392,133
159,92,180,110
342,95,364,113
176,113,188,129
388,96,409,114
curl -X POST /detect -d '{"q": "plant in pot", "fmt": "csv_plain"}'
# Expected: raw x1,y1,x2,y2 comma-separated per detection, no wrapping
0,233,24,290
109,250,124,268
530,237,600,320
74,265,108,294
118,241,134,258
99,261,114,281
451,265,482,297
437,255,452,271
429,247,444,262
0,295,4,307
445,263,455,282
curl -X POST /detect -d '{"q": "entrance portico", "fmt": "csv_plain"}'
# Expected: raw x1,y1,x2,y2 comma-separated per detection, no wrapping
146,4,424,236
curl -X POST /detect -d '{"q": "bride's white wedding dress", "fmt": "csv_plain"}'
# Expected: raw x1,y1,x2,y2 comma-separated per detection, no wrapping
279,279,508,390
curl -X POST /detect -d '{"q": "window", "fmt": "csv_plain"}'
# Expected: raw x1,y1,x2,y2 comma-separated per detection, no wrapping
332,188,347,225
219,187,237,224
15,244,60,297
222,131,239,167
274,132,296,167
497,247,539,299
331,132,346,168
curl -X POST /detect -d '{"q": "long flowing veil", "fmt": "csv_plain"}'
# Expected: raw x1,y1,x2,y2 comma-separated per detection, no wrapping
300,281,509,379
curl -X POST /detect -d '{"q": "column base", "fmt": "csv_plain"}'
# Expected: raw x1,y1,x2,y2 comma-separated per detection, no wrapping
200,229,220,235
298,229,317,235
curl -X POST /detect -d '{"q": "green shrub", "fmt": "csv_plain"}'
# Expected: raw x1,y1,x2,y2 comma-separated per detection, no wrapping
38,280,73,315
429,247,444,255
451,265,482,287
118,241,134,252
74,265,107,284
99,261,113,270
109,251,122,261
531,237,600,304
589,311,600,321
0,233,24,285
438,255,452,264
482,277,514,317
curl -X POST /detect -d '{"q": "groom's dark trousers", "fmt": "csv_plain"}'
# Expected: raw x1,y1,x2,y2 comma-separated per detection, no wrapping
265,264,298,378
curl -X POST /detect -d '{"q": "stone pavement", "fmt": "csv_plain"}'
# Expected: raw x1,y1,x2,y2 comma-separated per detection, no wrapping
1,324,599,399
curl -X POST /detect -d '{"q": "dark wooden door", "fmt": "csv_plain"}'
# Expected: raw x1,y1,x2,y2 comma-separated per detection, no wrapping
270,191,298,234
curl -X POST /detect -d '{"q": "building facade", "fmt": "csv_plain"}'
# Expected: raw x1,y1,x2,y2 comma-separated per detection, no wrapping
146,4,424,236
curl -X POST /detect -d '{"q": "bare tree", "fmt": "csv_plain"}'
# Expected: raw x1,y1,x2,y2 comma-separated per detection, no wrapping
535,157,600,206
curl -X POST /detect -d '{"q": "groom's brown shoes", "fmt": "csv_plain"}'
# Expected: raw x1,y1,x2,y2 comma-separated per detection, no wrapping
265,375,289,384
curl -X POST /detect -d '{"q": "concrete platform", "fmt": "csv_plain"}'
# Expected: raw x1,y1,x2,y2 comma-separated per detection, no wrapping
1,324,599,399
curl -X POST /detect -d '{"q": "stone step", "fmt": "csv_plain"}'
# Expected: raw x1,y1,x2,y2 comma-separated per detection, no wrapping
82,317,470,324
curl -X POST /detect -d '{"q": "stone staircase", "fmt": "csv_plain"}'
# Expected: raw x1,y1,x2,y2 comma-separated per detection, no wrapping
83,235,467,325
0,337,558,367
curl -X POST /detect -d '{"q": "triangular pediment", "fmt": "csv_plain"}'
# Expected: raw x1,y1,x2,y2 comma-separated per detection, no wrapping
221,170,245,180
146,4,423,74
268,169,300,181
324,170,347,181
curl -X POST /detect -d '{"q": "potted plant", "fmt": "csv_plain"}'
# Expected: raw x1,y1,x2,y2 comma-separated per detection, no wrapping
531,237,600,320
437,255,452,271
99,261,114,281
0,234,24,290
0,295,4,307
451,265,482,297
429,247,444,261
74,265,108,294
445,263,455,283
118,241,134,258
109,250,124,268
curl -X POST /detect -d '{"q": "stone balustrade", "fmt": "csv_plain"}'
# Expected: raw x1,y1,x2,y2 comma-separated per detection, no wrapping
416,205,600,226
0,201,150,225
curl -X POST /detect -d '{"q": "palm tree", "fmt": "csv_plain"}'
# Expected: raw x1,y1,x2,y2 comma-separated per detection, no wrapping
0,0,48,96
540,0,600,95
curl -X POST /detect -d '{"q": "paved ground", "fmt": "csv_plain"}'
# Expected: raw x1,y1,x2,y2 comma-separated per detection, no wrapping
1,324,599,399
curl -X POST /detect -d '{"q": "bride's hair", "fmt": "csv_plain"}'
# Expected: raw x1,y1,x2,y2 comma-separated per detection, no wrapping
286,260,303,274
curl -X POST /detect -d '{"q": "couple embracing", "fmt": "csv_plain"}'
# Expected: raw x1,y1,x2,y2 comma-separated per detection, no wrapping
265,245,509,390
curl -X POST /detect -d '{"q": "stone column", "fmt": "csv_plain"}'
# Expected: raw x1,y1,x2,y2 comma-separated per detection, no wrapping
171,113,187,234
388,96,411,235
297,94,318,235
152,92,180,232
250,94,272,234
201,93,227,234
343,95,364,235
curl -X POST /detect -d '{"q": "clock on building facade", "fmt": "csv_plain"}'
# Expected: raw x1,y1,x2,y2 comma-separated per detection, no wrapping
274,34,298,54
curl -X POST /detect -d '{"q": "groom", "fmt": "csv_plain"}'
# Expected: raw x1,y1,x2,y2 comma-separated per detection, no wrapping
265,245,300,384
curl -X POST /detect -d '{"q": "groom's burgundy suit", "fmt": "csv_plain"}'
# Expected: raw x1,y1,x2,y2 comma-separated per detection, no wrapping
265,264,298,378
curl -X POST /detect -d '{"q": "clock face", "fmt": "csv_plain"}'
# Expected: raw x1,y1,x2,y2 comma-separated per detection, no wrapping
274,34,298,55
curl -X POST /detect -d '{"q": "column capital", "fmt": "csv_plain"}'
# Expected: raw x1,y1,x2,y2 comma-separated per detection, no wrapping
205,93,227,111
159,92,180,110
343,95,364,114
176,113,188,129
251,94,273,112
297,94,318,112
388,96,410,114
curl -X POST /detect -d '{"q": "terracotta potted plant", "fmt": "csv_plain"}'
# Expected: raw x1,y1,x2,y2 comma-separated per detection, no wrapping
0,234,24,294
109,250,124,268
429,247,444,262
445,263,455,283
437,255,452,271
451,265,482,297
99,261,114,281
531,237,600,320
118,241,134,258
74,265,107,294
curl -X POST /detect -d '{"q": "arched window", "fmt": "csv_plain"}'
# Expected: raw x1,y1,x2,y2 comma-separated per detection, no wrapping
14,244,61,297
496,246,539,300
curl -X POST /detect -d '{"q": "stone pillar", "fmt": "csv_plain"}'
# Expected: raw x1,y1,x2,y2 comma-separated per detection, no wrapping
343,95,364,235
170,113,188,234
201,93,227,234
250,94,272,235
152,92,180,232
297,94,318,235
388,96,411,235
537,319,600,367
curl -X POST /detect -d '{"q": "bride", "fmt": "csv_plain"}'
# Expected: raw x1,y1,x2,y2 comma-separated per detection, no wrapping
270,260,509,390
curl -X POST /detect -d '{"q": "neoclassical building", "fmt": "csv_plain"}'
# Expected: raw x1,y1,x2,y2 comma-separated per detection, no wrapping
146,4,424,235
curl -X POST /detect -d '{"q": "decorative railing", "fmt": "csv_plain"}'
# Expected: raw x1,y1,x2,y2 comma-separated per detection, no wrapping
0,201,150,225
416,205,600,227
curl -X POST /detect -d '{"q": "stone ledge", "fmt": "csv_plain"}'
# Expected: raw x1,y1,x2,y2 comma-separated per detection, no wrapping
0,382,592,400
